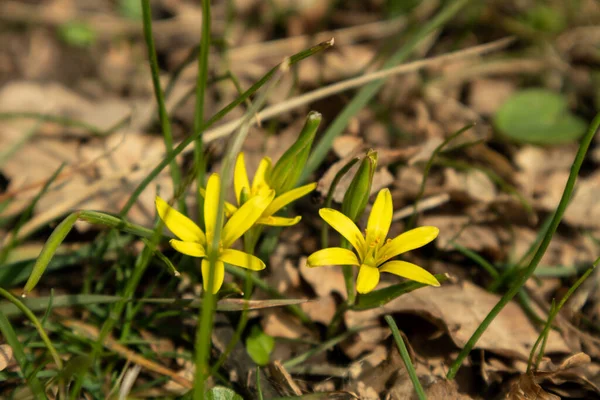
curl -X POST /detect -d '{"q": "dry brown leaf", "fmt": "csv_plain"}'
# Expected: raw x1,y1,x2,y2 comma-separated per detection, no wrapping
421,215,501,253
468,78,516,116
507,373,561,400
300,295,337,325
299,256,347,300
444,168,497,203
507,353,598,400
0,344,13,371
345,281,570,361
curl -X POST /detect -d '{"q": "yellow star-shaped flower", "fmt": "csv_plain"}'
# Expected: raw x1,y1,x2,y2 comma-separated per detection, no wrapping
308,188,440,294
156,173,273,293
224,152,316,227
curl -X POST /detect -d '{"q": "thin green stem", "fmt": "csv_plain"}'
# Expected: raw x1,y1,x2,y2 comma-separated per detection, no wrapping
284,327,360,369
194,59,288,398
0,288,63,370
450,241,499,279
209,238,256,375
302,0,471,182
69,220,164,399
141,0,185,213
0,163,65,264
119,40,332,217
193,0,212,229
407,124,472,229
446,111,600,380
385,315,426,400
0,311,47,399
530,260,597,372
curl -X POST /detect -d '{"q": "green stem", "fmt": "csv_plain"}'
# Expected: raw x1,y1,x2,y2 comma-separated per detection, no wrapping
141,0,185,212
446,111,600,380
0,311,47,399
407,124,472,229
0,288,63,370
301,0,471,182
193,0,212,229
209,236,256,375
119,40,332,217
194,58,288,398
385,315,426,400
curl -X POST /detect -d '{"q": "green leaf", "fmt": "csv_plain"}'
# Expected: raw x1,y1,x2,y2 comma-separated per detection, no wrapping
246,325,274,366
494,89,587,144
205,386,244,400
58,21,96,47
0,294,122,318
353,274,448,310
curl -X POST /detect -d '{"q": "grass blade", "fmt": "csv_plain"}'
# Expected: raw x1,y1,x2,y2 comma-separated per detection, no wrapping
447,111,600,380
0,311,47,399
385,315,426,400
141,0,184,212
302,0,471,181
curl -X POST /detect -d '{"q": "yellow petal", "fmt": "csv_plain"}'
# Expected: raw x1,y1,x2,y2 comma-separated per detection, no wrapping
224,201,238,217
379,260,440,287
263,182,317,217
307,248,359,267
220,249,265,271
365,189,392,248
170,240,206,257
356,264,380,294
257,215,301,226
155,196,205,244
234,153,251,205
204,174,221,243
221,191,275,248
376,226,439,265
201,259,225,294
252,157,272,193
319,208,365,257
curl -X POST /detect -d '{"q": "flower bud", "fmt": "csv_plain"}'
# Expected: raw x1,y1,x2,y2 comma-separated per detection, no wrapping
270,111,321,194
342,149,378,222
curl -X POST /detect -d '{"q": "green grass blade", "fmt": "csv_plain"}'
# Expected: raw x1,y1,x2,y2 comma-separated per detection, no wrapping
451,242,499,279
407,124,473,229
302,0,471,181
192,0,211,229
385,315,427,400
0,311,47,399
0,288,63,370
0,162,66,264
118,39,333,217
141,0,185,212
0,294,123,317
446,111,600,380
24,212,79,294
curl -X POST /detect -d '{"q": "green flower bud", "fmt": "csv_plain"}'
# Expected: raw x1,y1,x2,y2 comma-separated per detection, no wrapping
342,150,378,222
270,111,321,194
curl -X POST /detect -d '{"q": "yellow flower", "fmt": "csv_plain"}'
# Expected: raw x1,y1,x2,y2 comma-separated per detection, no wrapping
308,188,440,294
225,152,317,227
156,174,273,294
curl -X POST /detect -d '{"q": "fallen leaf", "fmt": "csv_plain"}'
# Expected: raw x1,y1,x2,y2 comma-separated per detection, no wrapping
345,281,570,361
468,78,516,116
0,344,13,371
299,256,347,300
